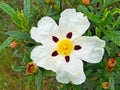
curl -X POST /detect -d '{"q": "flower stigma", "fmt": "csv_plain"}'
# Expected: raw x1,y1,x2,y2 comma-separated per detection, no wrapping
57,38,74,56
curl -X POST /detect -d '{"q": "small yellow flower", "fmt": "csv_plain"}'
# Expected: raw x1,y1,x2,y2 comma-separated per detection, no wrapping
82,0,90,6
26,62,39,74
102,82,110,89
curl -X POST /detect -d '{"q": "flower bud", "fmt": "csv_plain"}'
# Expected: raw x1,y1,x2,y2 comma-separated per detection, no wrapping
106,58,116,71
107,58,116,68
45,0,51,3
102,82,110,89
82,0,90,6
10,41,18,49
26,62,39,74
117,52,120,57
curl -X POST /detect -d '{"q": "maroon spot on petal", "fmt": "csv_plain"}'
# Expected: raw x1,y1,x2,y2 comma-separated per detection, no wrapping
65,56,70,63
66,32,72,39
74,45,82,50
51,51,58,56
52,36,59,43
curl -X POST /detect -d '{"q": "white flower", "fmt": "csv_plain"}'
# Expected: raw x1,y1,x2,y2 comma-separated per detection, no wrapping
30,9,106,85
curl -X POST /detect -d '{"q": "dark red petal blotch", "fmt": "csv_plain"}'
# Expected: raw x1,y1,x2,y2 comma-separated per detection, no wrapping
65,56,70,63
74,45,82,50
66,32,72,39
51,51,58,56
52,36,59,43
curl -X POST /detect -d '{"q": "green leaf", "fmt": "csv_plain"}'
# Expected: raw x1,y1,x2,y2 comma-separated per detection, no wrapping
77,5,89,13
104,0,120,7
35,70,42,90
0,2,17,18
111,8,120,15
109,73,115,90
11,65,26,72
87,13,101,24
24,0,31,17
73,85,81,90
112,16,120,29
42,69,55,77
24,0,31,24
0,31,22,53
16,10,30,32
6,31,32,40
102,9,112,27
102,30,120,46
0,2,21,27
60,84,72,90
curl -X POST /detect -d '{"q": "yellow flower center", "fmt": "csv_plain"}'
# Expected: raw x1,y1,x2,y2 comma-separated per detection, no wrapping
57,38,74,56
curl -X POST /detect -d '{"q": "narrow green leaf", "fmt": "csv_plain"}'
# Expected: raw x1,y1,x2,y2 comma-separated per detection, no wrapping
0,2,21,27
35,70,42,90
104,0,120,7
87,13,101,24
77,5,89,13
11,65,26,72
0,31,22,53
109,73,115,90
102,30,120,46
111,8,120,15
12,17,21,28
101,9,112,27
0,2,17,18
24,0,31,19
6,31,32,40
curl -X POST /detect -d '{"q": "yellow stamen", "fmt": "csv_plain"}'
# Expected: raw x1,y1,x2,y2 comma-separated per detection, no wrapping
57,38,74,56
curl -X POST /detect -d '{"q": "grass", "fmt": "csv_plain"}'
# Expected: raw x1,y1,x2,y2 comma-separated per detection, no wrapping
0,49,22,90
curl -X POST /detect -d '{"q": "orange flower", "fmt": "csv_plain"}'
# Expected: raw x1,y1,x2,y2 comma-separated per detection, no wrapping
106,58,116,71
102,82,110,89
82,0,90,6
10,41,18,49
26,62,39,74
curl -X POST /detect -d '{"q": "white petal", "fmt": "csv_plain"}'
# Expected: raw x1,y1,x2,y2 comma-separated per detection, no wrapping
73,36,106,63
30,17,61,45
56,55,86,85
59,9,90,39
31,45,57,72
